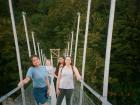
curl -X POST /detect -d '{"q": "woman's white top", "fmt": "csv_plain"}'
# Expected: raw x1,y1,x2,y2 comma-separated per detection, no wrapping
46,66,54,76
59,66,74,89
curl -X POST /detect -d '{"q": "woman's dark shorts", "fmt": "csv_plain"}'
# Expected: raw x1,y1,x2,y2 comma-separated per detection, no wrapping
33,86,48,104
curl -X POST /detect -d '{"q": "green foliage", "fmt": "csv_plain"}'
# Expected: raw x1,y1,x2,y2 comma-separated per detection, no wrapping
0,0,139,104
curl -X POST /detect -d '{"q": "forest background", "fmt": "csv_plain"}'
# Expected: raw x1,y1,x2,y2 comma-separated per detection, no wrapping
0,0,140,105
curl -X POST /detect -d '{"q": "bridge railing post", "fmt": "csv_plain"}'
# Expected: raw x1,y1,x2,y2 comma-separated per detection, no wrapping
8,0,26,105
22,11,31,58
102,0,116,104
79,0,92,105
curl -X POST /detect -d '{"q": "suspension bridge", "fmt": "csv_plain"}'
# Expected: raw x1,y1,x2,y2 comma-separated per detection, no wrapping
0,0,116,105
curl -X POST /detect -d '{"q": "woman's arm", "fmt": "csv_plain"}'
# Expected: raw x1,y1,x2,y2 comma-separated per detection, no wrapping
46,79,50,96
54,68,58,78
56,68,61,96
18,77,31,87
73,66,81,80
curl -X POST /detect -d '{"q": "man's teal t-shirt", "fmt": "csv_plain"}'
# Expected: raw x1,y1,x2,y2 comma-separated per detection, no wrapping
26,66,48,88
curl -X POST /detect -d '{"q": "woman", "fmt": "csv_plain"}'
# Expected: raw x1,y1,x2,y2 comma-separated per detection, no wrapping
45,59,54,84
53,56,65,91
56,56,81,105
18,55,50,105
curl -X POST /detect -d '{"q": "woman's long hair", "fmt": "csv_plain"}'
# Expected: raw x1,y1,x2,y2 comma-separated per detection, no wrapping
55,56,65,75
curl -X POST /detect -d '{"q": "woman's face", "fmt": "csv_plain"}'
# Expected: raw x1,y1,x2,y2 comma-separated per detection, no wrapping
46,60,51,66
65,57,71,65
59,57,64,64
32,57,40,67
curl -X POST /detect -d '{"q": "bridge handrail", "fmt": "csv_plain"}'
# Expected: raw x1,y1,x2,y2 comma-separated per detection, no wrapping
0,86,20,103
0,78,112,105
79,79,112,105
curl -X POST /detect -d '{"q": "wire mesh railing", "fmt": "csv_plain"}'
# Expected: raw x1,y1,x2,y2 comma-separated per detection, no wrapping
72,83,96,105
0,79,112,105
14,84,36,105
71,80,112,105
0,87,20,103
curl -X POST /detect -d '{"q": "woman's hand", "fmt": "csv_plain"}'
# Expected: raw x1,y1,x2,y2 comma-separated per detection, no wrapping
47,88,50,96
56,88,60,96
18,77,30,87
77,75,82,81
18,81,24,87
54,74,58,78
